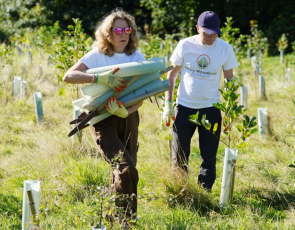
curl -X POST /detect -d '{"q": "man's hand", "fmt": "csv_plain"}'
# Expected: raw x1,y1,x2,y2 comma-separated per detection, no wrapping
96,68,127,92
163,101,175,127
105,97,129,118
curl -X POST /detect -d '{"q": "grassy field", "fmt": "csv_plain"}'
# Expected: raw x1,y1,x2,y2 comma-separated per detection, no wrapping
1,48,295,229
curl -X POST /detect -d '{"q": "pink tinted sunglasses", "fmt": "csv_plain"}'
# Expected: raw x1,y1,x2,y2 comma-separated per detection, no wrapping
112,27,132,35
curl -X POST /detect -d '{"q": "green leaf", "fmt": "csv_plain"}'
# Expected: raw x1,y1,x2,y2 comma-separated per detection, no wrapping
189,114,196,120
236,125,243,132
58,87,66,96
237,142,246,148
233,85,239,92
250,128,258,134
56,64,64,69
201,114,207,126
224,116,230,125
213,123,218,134
204,120,211,130
243,115,250,123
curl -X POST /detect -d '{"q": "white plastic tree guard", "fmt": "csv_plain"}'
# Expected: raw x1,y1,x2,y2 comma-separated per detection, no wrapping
251,56,256,70
220,148,238,208
71,105,83,144
239,86,248,110
26,51,32,63
39,65,43,77
259,75,266,100
280,50,284,64
80,57,166,99
13,76,22,98
247,49,251,59
47,55,52,66
81,72,161,112
88,80,171,126
17,45,22,56
286,68,290,85
33,92,44,124
21,81,26,100
22,180,40,230
258,108,268,139
22,61,26,74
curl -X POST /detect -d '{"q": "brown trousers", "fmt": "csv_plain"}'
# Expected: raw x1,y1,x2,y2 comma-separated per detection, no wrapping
89,111,139,215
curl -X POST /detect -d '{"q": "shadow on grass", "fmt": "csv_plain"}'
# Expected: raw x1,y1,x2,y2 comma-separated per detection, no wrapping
0,193,22,229
233,188,295,221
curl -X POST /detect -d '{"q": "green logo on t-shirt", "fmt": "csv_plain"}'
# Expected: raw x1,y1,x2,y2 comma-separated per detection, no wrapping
198,57,208,69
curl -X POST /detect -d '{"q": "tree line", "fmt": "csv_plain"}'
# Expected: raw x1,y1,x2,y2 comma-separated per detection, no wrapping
0,0,294,55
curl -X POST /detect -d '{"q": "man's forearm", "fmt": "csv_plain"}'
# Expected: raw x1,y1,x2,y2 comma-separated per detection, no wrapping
165,64,180,101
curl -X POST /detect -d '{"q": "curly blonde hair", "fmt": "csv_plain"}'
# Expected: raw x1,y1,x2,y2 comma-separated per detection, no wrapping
93,9,139,56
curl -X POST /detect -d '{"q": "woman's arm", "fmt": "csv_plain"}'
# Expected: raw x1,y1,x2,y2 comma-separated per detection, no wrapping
63,61,95,84
127,101,143,115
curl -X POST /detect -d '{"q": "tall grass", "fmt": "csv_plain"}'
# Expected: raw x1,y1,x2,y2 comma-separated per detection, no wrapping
1,45,295,229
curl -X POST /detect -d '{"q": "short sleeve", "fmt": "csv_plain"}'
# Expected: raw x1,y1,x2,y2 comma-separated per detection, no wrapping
170,41,184,66
135,51,146,61
223,45,238,70
79,49,99,69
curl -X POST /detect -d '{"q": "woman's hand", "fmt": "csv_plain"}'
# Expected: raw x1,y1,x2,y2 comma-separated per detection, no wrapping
96,68,126,92
105,97,129,118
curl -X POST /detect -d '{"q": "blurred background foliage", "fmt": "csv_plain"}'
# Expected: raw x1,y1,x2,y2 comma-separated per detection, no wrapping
0,0,295,55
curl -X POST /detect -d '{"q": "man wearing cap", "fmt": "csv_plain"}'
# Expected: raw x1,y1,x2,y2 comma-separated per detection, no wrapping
163,11,238,191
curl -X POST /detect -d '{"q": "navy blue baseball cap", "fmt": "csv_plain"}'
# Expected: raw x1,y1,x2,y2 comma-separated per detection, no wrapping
197,11,222,35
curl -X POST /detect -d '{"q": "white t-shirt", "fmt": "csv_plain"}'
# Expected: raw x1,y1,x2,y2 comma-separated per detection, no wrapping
80,48,145,69
170,35,238,109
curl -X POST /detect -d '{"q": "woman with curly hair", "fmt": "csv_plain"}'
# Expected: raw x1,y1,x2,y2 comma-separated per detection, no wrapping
63,8,145,222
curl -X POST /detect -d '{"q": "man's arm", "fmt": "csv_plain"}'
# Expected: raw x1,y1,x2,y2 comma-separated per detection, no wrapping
223,68,234,81
165,64,181,101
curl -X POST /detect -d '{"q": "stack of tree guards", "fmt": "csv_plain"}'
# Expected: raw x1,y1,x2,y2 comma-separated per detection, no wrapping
69,57,172,136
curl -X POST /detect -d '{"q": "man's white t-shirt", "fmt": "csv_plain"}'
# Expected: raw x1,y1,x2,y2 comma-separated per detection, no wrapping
80,48,145,69
170,35,238,109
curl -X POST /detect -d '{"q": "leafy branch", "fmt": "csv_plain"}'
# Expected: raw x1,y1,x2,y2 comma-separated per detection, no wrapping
189,78,258,149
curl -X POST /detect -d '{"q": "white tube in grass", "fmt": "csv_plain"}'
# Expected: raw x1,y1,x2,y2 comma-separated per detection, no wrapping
239,86,248,110
18,45,22,56
258,60,262,73
47,55,52,66
13,76,21,97
220,148,238,208
26,51,32,63
71,105,83,145
286,68,290,85
22,60,26,74
22,180,40,230
259,75,266,99
247,49,251,59
39,64,43,77
258,108,268,139
251,56,256,70
34,92,44,124
21,81,26,100
280,50,284,64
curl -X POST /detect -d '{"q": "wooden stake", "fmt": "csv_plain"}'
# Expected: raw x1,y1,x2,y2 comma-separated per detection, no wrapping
229,159,236,203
